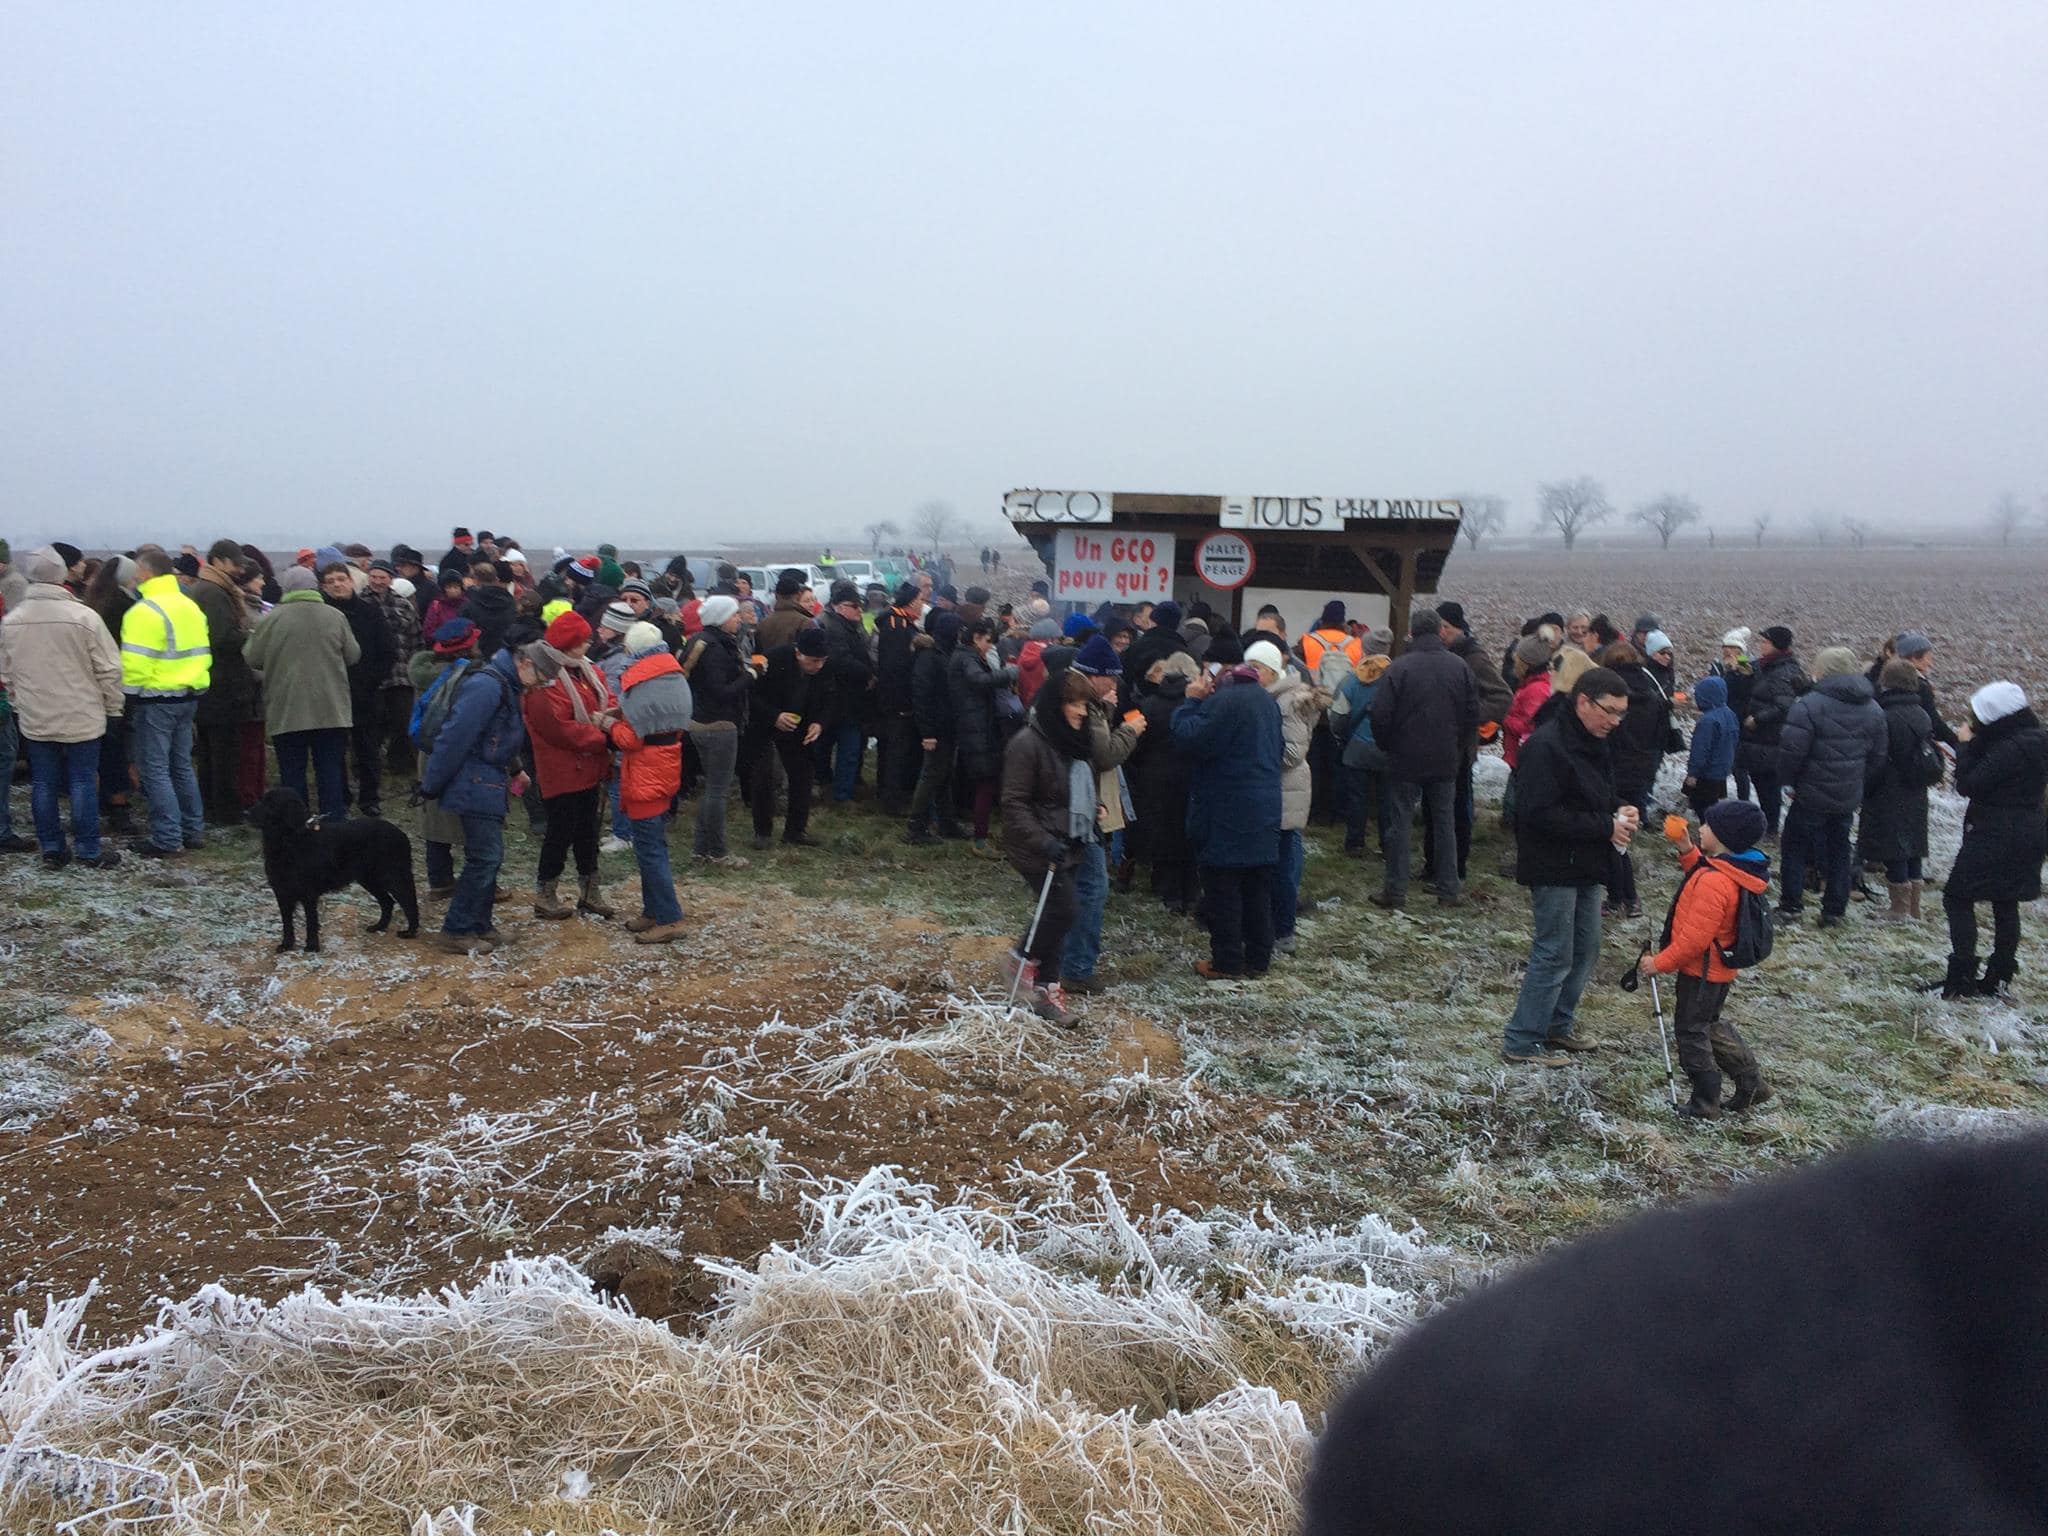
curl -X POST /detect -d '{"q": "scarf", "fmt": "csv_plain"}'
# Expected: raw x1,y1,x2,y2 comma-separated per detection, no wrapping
1067,757,1098,842
193,561,250,631
540,642,608,725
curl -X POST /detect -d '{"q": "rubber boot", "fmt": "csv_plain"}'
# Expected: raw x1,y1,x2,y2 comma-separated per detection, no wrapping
1882,882,1912,922
1978,954,2018,1001
533,880,574,920
1938,954,1981,1000
1676,1071,1724,1120
1725,1073,1775,1112
576,876,616,919
1906,880,1922,918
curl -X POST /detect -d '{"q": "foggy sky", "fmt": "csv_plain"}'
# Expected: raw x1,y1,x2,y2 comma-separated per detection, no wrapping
4,2,2043,552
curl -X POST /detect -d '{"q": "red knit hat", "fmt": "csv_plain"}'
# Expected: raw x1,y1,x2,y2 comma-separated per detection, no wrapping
544,610,592,650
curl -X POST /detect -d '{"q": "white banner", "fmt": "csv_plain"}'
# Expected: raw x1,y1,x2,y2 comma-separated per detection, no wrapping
1005,488,1116,524
1052,528,1175,603
1219,496,1464,529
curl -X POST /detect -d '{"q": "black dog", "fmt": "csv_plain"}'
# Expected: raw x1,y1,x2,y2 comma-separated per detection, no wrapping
248,787,419,952
1302,1130,2048,1534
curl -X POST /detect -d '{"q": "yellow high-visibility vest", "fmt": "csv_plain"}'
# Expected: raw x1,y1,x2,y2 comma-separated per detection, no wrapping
120,573,212,697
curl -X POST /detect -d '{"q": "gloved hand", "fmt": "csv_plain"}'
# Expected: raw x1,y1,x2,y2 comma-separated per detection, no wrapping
1664,814,1692,846
1041,836,1067,865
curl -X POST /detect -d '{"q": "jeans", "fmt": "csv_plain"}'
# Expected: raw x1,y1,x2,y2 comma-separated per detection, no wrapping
689,724,739,856
1504,884,1604,1053
26,737,101,858
444,812,505,935
1885,857,1924,883
609,779,632,841
1202,862,1276,974
538,784,601,884
1272,827,1305,938
630,812,684,924
1060,840,1109,981
1779,804,1853,916
1385,778,1459,900
130,697,204,851
752,728,815,840
827,720,864,802
0,712,17,838
907,736,957,833
274,727,349,822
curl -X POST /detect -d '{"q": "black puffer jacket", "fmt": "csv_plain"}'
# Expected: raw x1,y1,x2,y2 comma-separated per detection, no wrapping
1777,672,1886,815
1946,708,2048,903
1712,658,1755,725
462,585,519,660
1128,673,1193,861
684,626,750,727
1740,650,1809,771
947,644,1005,781
1607,662,1674,801
1859,686,1934,864
1512,697,1620,889
1368,633,1479,783
909,631,952,740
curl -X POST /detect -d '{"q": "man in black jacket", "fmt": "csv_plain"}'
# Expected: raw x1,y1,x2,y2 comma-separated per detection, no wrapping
1740,625,1809,836
872,582,926,816
815,580,875,804
462,561,519,661
1434,600,1513,880
1121,599,1190,696
747,629,826,849
1368,607,1479,908
1501,667,1633,1066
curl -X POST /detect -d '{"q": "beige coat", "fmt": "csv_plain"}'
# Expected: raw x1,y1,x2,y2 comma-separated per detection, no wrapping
0,582,124,742
1266,671,1323,832
246,590,361,736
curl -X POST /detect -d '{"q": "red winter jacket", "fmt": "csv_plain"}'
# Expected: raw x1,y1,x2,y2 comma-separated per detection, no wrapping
1503,671,1552,768
520,667,615,796
606,653,686,818
1017,639,1050,705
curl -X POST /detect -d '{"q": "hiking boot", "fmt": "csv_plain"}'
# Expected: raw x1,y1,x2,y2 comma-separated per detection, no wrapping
480,926,508,945
695,853,750,870
751,833,773,850
624,914,658,933
1881,882,1913,922
902,828,943,847
427,883,456,900
81,850,123,870
0,834,33,854
433,931,494,955
1062,973,1106,995
1500,1047,1572,1067
968,837,1003,861
1369,891,1405,911
634,920,687,945
1772,904,1801,925
1438,893,1467,909
1029,983,1077,1027
1624,901,1643,920
40,851,71,872
491,885,516,903
533,880,574,919
1192,959,1244,982
129,839,182,860
1545,1032,1599,1053
1676,1095,1723,1121
576,878,616,918
1725,1074,1774,1112
1002,949,1038,996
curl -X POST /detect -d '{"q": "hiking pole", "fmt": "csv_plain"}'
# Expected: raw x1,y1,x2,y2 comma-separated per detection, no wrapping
1006,863,1059,1010
1648,967,1679,1107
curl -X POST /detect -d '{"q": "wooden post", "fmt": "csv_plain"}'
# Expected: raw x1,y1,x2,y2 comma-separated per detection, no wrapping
1390,543,1419,655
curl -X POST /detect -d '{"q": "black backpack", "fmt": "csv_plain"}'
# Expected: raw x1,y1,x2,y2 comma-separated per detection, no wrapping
1660,855,1775,970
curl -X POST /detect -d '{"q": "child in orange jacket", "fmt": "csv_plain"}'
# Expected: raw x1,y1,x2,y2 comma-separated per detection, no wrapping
605,623,691,945
1649,798,1774,1119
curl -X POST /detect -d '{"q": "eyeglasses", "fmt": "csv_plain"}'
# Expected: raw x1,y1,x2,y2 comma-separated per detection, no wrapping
1591,699,1629,721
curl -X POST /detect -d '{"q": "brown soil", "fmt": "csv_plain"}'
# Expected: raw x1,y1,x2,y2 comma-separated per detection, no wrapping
0,891,1255,1337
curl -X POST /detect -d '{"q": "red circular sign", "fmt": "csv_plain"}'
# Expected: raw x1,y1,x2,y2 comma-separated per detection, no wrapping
1196,531,1256,589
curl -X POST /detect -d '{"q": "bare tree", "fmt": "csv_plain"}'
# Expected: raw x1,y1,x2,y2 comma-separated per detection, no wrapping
1988,492,2030,547
907,500,957,551
1842,516,1872,550
1751,512,1772,548
861,518,899,554
1457,494,1507,551
1804,508,1833,546
1631,492,1701,550
1534,476,1613,552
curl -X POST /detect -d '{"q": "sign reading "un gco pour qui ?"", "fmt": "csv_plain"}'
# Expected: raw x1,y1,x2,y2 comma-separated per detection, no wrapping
1050,529,1174,602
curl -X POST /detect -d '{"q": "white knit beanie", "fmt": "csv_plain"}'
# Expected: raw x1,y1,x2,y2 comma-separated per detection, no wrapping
624,621,665,656
698,595,740,628
1243,639,1287,677
1970,680,2027,726
1720,626,1751,649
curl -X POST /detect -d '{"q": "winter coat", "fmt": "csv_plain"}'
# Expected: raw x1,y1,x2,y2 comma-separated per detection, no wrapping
1945,708,2048,904
1711,656,1755,725
1512,700,1621,889
185,566,258,725
1503,671,1552,769
521,664,615,796
1858,686,1934,864
1740,651,1810,771
408,650,468,843
1171,674,1283,867
948,644,1007,782
0,583,124,742
909,632,953,740
419,593,466,645
756,595,814,657
1332,657,1388,749
1865,660,1960,751
246,590,360,736
1607,662,1675,800
681,627,751,728
872,606,922,713
1649,845,1772,983
751,642,824,739
1447,632,1513,747
1080,695,1141,835
374,589,420,689
1122,623,1191,697
819,608,874,720
327,592,391,707
1369,633,1479,784
1777,672,1886,816
608,651,691,819
1686,675,1739,781
999,690,1094,879
461,585,519,660
418,648,525,819
1266,671,1319,831
1016,639,1050,705
1128,674,1193,857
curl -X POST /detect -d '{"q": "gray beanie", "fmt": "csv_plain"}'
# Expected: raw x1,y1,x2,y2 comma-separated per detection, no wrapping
279,566,318,593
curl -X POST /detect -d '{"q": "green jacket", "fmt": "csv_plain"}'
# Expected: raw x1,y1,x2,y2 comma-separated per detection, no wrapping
246,589,359,736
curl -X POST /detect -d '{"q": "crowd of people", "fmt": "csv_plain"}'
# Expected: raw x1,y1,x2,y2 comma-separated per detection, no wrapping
2,532,2043,1117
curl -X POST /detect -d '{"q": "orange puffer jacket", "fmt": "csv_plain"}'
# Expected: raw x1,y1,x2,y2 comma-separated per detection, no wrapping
608,651,688,819
1650,845,1770,982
